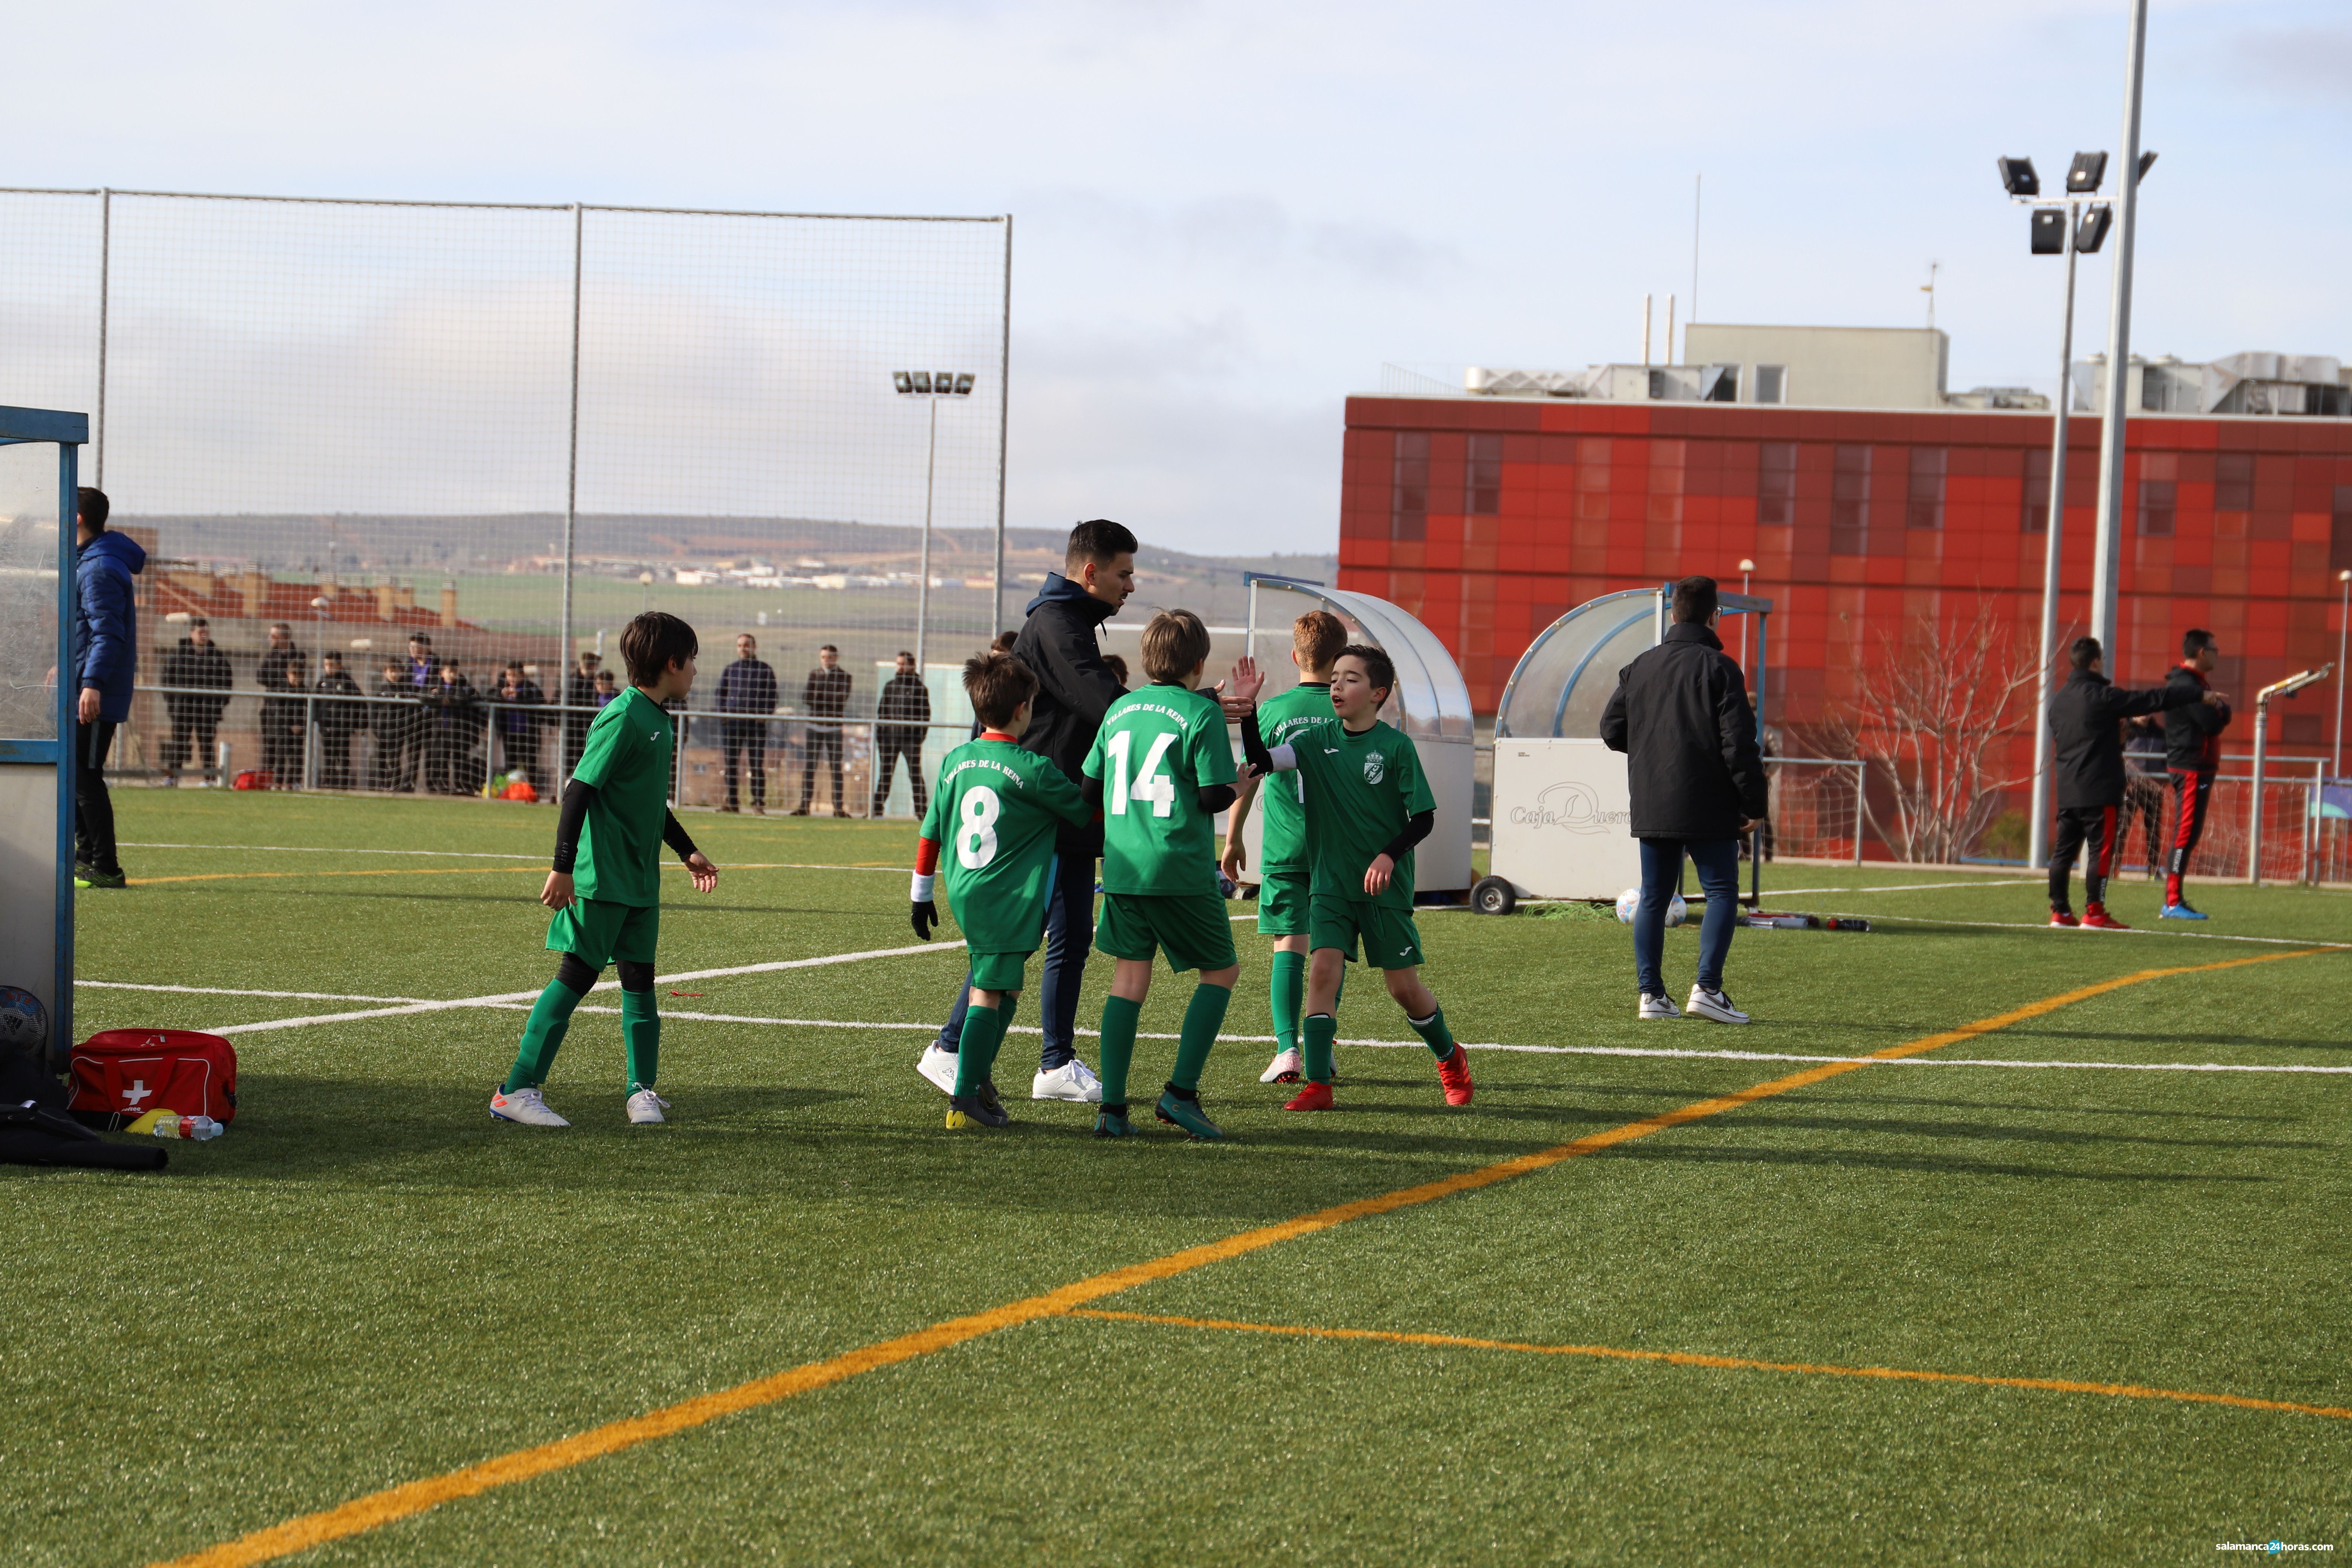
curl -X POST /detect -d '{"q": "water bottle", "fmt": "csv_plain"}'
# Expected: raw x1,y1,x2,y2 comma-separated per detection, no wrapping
150,1113,224,1141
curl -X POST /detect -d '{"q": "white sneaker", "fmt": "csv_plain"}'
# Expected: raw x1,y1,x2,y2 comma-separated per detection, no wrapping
490,1084,570,1127
1260,1046,1304,1084
1032,1058,1102,1103
1686,986,1751,1025
625,1087,671,1124
916,1043,959,1096
1638,992,1680,1020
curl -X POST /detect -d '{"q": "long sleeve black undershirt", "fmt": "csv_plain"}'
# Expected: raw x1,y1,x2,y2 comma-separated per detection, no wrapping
553,779,700,874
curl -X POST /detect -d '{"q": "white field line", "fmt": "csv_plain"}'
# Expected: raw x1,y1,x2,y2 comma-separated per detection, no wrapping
121,841,905,873
1862,914,2352,949
1744,878,2045,896
77,981,428,1004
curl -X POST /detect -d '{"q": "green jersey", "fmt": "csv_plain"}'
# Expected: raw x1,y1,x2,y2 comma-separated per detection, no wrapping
920,737,1087,952
1280,719,1433,911
1253,680,1335,874
1084,682,1238,897
568,685,675,907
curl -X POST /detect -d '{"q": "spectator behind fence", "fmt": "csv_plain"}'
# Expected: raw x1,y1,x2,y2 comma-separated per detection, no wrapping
257,622,309,787
871,650,932,818
562,650,602,779
496,661,548,793
406,632,440,687
373,660,421,790
314,652,366,790
795,643,851,816
594,669,619,705
716,633,779,814
425,662,481,795
160,615,231,787
71,486,141,890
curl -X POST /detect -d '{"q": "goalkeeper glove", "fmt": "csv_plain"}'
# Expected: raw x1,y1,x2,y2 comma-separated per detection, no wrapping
911,900,937,941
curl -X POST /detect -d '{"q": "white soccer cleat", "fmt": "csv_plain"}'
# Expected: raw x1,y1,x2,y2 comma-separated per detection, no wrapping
1260,1047,1304,1084
490,1085,570,1127
915,1043,959,1096
625,1088,671,1124
1685,986,1751,1025
1638,992,1681,1020
1032,1058,1102,1103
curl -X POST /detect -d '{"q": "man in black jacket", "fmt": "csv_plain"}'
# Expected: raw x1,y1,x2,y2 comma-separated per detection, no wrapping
715,634,779,813
870,650,931,817
1600,576,1768,1023
492,663,548,793
257,622,309,787
794,644,851,815
2159,628,2232,920
561,651,602,783
917,519,1138,1107
314,653,366,789
160,616,232,786
2044,635,2218,929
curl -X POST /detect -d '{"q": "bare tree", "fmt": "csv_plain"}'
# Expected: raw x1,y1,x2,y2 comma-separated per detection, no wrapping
1821,599,2043,864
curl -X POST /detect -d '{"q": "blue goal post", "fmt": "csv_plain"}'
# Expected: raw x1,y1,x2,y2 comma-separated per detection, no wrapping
0,405,88,1070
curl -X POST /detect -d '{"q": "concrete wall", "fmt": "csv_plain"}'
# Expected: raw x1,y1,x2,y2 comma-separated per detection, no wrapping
1682,324,1948,410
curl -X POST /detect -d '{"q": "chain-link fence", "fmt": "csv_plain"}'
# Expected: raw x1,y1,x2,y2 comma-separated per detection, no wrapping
5,185,1015,815
1764,758,1867,864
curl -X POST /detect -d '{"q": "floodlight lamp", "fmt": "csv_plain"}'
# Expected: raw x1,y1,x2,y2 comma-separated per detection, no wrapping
953,372,975,395
892,370,913,394
2340,568,2352,583
1997,156,2040,197
2075,204,2114,254
911,371,933,394
933,371,954,393
1738,558,1755,572
2030,209,2066,255
310,596,332,610
2137,150,2158,181
2066,152,2107,194
164,610,190,624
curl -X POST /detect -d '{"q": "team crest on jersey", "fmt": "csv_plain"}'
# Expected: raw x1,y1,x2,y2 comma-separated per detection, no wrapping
1363,752,1386,785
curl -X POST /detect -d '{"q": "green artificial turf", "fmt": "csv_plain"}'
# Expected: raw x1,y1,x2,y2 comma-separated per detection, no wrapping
9,790,2350,1566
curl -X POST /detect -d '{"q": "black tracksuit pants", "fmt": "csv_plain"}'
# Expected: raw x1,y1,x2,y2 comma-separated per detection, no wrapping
2049,804,2119,913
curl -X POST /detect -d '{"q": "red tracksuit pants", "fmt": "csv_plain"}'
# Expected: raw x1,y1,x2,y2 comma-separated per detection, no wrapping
2164,770,2216,905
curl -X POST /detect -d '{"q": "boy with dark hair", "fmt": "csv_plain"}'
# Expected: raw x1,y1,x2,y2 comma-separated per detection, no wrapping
492,611,720,1129
314,652,366,790
909,651,1090,1130
1234,644,1474,1112
2159,628,2231,920
1082,609,1242,1139
1223,609,1348,1084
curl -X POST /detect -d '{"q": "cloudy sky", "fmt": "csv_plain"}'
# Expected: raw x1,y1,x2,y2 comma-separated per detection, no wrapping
6,0,2348,555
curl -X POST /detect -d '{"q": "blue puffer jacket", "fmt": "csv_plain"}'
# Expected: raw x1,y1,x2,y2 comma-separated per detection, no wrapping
74,530,147,724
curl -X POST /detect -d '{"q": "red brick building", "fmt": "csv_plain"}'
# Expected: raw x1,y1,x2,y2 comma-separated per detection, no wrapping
1336,397,2352,773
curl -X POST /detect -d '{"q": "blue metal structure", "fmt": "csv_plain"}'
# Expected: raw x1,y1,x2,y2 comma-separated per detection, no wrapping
0,406,89,1067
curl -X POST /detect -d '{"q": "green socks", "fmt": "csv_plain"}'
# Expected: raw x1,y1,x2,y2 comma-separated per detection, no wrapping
1097,995,1143,1108
1407,1006,1457,1061
1303,1012,1337,1085
1170,983,1231,1093
952,1004,1005,1098
504,971,590,1092
1269,950,1304,1050
622,988,661,1092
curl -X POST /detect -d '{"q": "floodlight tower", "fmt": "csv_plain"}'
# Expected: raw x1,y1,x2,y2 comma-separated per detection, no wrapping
2088,0,2154,675
892,369,977,671
2000,147,2151,870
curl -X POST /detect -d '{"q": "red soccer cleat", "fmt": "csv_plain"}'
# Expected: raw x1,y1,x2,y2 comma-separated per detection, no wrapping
2049,911,2079,927
1283,1081,1334,1112
2081,905,2131,930
1435,1044,1475,1107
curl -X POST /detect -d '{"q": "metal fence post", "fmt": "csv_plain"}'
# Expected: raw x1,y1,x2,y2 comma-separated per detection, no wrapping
1851,761,1865,866
992,213,1012,635
558,202,582,789
94,188,110,487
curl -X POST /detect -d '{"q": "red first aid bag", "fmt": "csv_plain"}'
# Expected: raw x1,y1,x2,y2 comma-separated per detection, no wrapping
232,770,272,790
69,1030,239,1129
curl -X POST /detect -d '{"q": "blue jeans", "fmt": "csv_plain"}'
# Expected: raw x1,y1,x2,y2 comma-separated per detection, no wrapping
1634,837,1741,997
934,852,1094,1071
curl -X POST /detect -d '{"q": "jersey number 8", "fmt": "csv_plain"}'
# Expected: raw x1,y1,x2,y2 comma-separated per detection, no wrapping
957,786,1000,868
1104,729,1178,818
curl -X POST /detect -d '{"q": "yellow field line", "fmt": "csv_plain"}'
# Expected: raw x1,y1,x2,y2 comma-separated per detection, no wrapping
152,947,2327,1568
1068,1309,2352,1421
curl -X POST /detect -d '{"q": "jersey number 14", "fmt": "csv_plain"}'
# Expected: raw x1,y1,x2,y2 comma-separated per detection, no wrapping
1104,729,1177,818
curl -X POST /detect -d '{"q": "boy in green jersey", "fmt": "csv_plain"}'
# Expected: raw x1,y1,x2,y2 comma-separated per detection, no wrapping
1234,644,1474,1112
1081,610,1242,1139
910,653,1090,1130
1221,609,1347,1086
491,612,720,1129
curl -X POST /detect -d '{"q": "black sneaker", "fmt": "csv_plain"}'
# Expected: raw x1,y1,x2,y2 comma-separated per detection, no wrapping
977,1078,1005,1119
75,865,128,890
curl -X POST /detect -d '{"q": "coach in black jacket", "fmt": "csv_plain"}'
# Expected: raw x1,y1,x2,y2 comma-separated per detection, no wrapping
2158,629,2231,918
1600,576,1768,1023
922,519,1138,1107
2044,635,2216,928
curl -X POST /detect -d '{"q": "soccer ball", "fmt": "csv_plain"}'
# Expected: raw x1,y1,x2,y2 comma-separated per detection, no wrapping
0,986,48,1053
1614,889,1687,927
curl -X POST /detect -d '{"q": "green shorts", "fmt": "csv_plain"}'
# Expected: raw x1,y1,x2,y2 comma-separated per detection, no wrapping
1309,891,1424,971
1096,890,1240,974
547,897,659,968
1256,867,1311,937
967,949,1033,992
